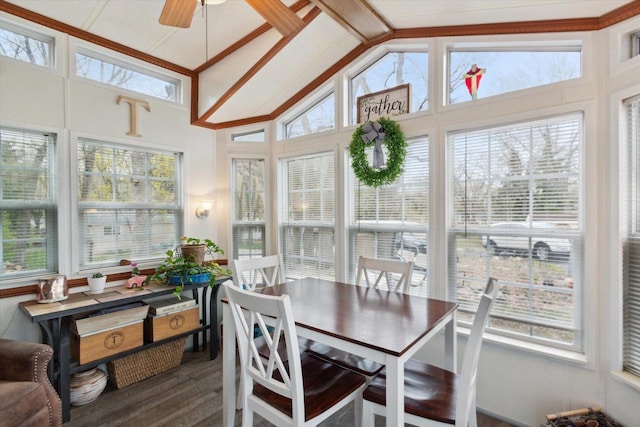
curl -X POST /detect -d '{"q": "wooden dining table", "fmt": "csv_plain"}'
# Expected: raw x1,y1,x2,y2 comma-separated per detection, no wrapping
221,277,458,427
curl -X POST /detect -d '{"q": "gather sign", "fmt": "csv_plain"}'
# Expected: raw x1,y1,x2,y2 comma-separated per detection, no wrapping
357,84,410,123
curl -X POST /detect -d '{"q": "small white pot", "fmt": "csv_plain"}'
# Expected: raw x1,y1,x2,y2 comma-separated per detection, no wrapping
87,276,107,294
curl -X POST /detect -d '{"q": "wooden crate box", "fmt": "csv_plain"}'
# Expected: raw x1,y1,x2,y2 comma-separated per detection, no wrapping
144,306,200,342
70,303,148,365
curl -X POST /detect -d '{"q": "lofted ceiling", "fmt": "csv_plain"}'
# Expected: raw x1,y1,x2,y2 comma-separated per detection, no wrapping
1,0,639,129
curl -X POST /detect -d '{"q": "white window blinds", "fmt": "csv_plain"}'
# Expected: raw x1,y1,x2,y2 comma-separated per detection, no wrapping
279,152,335,281
448,114,583,350
232,158,266,260
77,139,182,269
623,95,640,377
1,127,57,279
349,136,429,294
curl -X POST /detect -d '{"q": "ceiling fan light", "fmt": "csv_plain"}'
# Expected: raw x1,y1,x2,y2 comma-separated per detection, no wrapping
205,0,226,4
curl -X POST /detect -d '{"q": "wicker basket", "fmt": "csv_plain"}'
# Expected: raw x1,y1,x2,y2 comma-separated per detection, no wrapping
106,337,186,389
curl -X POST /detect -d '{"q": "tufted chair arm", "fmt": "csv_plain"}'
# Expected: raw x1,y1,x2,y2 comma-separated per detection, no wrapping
0,339,62,427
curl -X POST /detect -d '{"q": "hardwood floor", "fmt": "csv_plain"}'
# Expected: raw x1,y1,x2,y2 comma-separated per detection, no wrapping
68,349,515,427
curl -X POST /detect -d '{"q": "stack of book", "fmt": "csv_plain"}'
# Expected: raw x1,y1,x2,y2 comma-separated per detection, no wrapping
145,295,196,317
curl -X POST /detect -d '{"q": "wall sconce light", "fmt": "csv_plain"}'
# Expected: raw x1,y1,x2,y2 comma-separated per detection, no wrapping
196,200,213,219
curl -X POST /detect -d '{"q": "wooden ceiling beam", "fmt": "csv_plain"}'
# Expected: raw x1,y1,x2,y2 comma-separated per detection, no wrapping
194,0,310,73
197,6,322,122
310,0,391,44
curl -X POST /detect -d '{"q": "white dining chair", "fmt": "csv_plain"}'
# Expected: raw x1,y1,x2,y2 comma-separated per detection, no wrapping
224,282,367,427
229,254,312,409
308,256,414,378
355,255,414,294
361,277,499,427
231,253,285,290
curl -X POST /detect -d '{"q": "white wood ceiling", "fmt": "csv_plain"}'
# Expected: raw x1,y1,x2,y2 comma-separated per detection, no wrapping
2,0,634,127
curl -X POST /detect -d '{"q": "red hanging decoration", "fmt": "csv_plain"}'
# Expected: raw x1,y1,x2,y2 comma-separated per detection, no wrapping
463,64,485,100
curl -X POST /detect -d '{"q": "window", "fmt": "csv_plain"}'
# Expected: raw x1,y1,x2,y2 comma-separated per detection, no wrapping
350,51,428,124
448,48,581,104
77,139,182,269
279,153,335,280
232,159,266,260
1,128,57,280
448,114,583,350
231,130,265,143
632,32,640,58
285,93,335,139
623,95,640,376
348,136,429,294
75,50,180,102
0,23,53,67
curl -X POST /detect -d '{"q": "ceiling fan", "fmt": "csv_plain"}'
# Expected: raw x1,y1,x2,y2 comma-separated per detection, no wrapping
159,0,305,37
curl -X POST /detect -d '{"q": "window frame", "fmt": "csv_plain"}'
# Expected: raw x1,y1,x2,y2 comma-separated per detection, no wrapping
283,91,336,140
347,48,429,126
231,157,267,261
72,136,184,274
278,151,336,281
0,126,58,285
347,136,430,293
73,46,183,104
0,19,55,68
446,112,584,352
622,94,640,377
445,43,583,105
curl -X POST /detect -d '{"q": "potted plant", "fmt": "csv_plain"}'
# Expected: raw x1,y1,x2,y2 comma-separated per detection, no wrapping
146,237,230,297
87,272,107,294
178,236,223,265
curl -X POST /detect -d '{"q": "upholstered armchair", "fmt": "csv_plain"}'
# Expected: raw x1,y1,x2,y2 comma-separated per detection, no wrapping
0,339,62,427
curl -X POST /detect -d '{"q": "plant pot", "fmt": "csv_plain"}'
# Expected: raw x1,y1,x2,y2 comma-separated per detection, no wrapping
168,273,211,285
87,276,107,294
179,244,205,265
69,367,107,406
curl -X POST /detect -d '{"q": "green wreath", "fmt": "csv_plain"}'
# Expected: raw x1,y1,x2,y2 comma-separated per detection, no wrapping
349,117,407,188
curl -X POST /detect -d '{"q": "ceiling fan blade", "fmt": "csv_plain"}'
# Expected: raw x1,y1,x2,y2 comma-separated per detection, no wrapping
159,0,198,28
245,0,305,37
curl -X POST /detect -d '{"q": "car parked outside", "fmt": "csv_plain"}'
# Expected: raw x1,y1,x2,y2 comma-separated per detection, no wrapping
482,222,571,261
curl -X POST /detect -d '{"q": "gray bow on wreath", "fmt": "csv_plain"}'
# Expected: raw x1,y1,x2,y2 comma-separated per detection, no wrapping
361,121,386,170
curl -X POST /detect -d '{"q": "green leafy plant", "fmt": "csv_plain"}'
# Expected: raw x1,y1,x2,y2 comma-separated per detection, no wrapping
91,272,104,278
146,237,230,298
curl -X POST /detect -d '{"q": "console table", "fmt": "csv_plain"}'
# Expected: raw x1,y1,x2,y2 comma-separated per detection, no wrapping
19,277,229,422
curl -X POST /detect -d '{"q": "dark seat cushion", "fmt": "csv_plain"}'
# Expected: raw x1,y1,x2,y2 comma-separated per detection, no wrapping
307,342,384,377
252,352,366,421
362,359,460,424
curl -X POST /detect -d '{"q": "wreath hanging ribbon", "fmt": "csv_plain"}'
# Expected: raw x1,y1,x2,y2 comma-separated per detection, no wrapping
349,117,407,188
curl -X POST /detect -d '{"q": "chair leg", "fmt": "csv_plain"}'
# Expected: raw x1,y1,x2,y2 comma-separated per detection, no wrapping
469,394,478,427
362,400,375,426
353,394,363,426
242,406,253,427
236,376,243,410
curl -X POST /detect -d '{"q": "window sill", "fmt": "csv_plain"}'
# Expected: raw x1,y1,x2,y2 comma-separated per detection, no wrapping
610,370,640,392
458,327,590,368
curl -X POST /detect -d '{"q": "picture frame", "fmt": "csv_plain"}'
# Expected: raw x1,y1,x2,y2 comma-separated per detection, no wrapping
356,84,410,124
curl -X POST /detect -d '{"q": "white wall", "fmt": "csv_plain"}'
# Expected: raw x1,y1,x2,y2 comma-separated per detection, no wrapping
0,19,217,342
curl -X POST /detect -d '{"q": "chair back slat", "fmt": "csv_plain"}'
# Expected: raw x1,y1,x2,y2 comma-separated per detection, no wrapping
456,277,499,426
355,256,414,293
232,254,285,290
